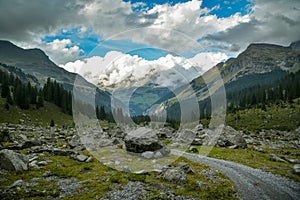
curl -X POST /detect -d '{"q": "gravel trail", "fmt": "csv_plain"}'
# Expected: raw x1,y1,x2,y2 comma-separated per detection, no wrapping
172,150,300,200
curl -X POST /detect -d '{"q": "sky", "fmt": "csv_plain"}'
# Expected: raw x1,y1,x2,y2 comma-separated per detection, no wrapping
0,0,299,86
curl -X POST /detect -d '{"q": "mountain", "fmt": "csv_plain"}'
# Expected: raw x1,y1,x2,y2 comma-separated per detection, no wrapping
154,41,300,119
0,40,92,89
0,40,112,111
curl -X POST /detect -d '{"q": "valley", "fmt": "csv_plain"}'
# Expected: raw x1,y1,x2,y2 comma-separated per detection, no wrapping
0,40,300,200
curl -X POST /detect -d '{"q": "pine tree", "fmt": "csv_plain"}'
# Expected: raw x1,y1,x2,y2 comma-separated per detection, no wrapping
1,81,9,98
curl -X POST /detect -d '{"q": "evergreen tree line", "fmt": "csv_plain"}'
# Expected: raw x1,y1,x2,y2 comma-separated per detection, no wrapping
165,71,300,125
0,70,44,110
43,78,72,114
0,70,73,114
227,71,300,112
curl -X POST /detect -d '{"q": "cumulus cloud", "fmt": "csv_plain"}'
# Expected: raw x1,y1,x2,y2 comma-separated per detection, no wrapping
60,50,227,88
42,39,84,64
188,52,228,72
203,0,300,52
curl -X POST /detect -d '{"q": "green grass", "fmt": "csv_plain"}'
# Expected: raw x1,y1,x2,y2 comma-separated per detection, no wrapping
0,97,73,127
225,99,300,131
0,152,237,200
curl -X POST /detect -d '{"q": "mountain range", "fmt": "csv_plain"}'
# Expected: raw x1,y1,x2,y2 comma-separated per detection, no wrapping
0,40,299,120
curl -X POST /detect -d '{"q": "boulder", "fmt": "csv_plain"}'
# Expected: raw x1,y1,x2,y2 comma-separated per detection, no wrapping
174,129,196,144
125,127,165,153
0,149,28,171
218,125,247,148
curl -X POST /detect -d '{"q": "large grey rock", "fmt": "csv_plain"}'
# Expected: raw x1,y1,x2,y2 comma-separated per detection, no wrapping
125,127,165,153
216,125,247,149
174,129,196,144
0,149,28,171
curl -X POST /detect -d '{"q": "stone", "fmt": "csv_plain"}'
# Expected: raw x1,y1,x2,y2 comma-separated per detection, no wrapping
191,138,203,145
85,156,93,163
178,162,194,174
212,125,247,149
270,154,288,163
175,129,196,144
121,165,132,173
293,164,300,174
37,161,48,166
21,138,42,149
75,154,88,162
0,149,28,171
154,151,163,158
134,170,149,175
189,146,199,153
125,127,165,153
162,168,187,183
253,146,264,152
141,151,155,159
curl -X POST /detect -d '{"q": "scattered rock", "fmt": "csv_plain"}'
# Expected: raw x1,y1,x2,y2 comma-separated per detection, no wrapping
37,161,48,166
75,154,88,162
21,138,42,149
293,164,300,174
270,154,288,163
178,162,194,174
162,168,188,183
253,146,264,152
121,165,132,173
200,169,220,183
141,151,155,159
191,138,203,145
0,149,28,171
85,156,93,163
134,170,149,175
189,146,199,153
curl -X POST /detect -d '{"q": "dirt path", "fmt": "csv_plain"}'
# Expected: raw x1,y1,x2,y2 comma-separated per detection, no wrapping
172,150,300,200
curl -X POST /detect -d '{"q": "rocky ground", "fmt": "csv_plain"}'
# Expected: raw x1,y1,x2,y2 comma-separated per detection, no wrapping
0,122,299,199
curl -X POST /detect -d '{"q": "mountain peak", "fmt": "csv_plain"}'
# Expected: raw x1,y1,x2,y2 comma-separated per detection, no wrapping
247,43,286,50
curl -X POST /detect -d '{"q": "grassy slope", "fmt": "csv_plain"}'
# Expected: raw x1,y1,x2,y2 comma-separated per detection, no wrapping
225,99,300,132
0,97,73,127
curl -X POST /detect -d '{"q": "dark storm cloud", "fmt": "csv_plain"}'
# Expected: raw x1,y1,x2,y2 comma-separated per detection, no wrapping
0,0,86,42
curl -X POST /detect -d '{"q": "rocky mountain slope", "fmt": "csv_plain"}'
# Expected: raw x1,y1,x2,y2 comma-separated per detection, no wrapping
156,41,300,119
0,40,113,111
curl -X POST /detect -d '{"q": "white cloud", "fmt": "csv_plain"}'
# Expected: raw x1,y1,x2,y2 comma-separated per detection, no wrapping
60,50,227,88
188,52,228,72
43,39,84,64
